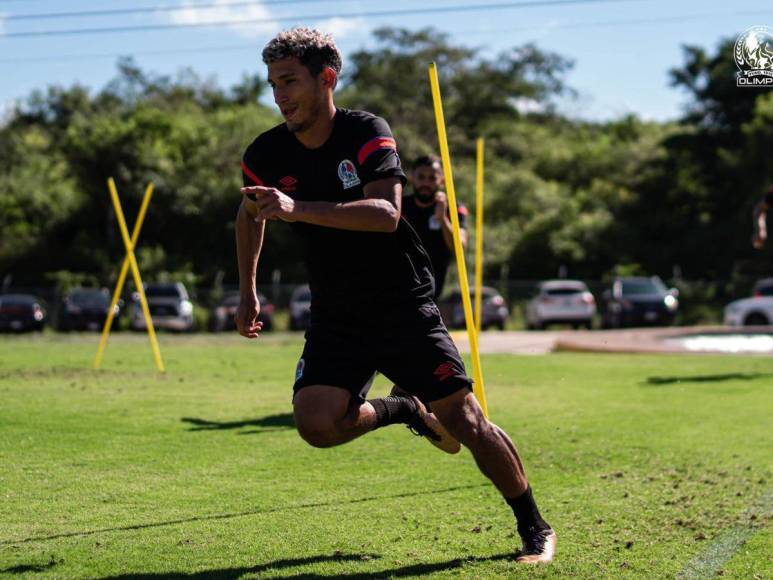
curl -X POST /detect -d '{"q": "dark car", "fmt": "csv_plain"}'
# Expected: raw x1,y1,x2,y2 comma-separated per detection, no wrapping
438,286,509,330
59,288,118,331
210,292,274,332
601,276,679,328
0,294,46,332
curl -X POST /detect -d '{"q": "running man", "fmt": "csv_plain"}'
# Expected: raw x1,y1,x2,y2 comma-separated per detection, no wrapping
752,186,773,249
402,154,468,299
235,27,556,563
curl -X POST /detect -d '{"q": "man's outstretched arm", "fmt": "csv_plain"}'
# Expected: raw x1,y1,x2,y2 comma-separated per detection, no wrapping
241,177,402,233
235,198,266,338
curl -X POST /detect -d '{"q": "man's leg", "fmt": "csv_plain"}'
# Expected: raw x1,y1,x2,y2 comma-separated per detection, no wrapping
431,388,556,563
293,384,454,450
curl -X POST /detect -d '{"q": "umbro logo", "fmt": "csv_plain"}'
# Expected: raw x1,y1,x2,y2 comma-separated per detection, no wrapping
433,362,456,382
279,175,298,192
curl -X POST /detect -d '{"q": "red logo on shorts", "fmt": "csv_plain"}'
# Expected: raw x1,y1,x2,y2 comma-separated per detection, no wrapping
433,362,456,382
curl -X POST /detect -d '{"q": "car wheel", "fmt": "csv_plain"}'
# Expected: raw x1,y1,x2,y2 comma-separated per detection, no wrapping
743,312,769,326
584,320,593,330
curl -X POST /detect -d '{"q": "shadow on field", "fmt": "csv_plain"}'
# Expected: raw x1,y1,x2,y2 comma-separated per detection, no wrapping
265,552,516,579
0,561,59,574
645,372,773,386
96,552,516,579
181,413,295,434
2,484,486,546
98,554,381,579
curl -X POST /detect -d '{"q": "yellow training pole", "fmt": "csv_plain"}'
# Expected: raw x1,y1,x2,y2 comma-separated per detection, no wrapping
428,63,489,417
106,178,165,373
474,137,485,337
94,183,155,369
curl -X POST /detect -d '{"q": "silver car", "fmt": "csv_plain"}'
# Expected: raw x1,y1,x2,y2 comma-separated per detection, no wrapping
724,278,773,327
131,282,194,332
525,280,596,330
289,285,311,331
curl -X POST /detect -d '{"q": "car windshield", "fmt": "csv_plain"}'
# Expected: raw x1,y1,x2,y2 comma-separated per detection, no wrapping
223,295,241,306
294,290,312,302
70,290,108,307
544,288,584,296
0,295,35,306
146,285,183,298
755,284,773,296
621,278,667,295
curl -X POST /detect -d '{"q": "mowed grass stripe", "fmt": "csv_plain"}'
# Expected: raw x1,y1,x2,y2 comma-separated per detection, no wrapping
0,334,771,578
677,490,773,579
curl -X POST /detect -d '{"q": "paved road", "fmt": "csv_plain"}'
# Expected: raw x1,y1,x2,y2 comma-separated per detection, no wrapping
449,326,773,355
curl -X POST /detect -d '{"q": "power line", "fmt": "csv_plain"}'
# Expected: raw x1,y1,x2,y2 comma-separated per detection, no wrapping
1,0,644,39
2,9,766,65
5,0,345,22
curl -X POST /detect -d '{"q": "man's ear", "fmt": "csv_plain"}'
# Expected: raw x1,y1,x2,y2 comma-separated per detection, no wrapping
321,67,337,89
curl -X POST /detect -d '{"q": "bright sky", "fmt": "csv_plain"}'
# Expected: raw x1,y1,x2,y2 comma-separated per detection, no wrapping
0,0,771,122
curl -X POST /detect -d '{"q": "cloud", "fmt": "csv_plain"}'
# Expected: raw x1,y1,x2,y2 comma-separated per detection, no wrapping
313,16,369,40
164,0,278,40
0,12,7,36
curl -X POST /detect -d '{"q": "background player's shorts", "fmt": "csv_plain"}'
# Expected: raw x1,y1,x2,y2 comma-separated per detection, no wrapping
293,302,472,404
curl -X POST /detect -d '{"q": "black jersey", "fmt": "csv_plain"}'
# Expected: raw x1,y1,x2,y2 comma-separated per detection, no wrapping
241,109,435,327
401,194,468,299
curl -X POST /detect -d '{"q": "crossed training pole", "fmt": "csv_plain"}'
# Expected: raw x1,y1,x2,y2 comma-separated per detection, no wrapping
429,63,489,418
93,178,165,373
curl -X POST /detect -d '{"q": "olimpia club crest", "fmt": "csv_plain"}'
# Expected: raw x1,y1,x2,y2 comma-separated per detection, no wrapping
337,159,361,189
735,26,773,87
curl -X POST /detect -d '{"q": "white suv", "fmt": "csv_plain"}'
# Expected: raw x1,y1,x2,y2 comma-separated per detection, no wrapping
132,282,194,332
526,280,596,330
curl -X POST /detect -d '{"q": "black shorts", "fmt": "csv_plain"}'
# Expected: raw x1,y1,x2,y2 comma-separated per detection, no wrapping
293,302,473,404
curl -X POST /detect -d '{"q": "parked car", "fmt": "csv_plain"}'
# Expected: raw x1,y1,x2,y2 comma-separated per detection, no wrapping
289,285,311,331
59,287,119,331
210,291,274,332
525,280,595,330
438,286,509,330
600,276,679,328
723,278,773,326
0,294,46,332
131,282,194,332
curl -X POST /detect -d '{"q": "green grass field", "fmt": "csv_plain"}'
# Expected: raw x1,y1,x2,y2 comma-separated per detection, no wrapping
0,333,770,579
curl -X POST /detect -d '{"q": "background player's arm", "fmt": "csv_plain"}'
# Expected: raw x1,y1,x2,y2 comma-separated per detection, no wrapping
242,177,402,233
753,202,767,248
436,192,468,252
235,198,266,338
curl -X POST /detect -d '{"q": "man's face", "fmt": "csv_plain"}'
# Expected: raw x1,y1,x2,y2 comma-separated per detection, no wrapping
268,57,326,133
412,165,443,202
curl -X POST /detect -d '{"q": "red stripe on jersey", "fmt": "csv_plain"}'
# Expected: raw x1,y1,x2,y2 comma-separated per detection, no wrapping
240,160,264,186
357,137,396,165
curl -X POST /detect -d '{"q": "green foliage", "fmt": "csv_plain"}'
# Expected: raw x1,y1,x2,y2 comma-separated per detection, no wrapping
1,30,772,289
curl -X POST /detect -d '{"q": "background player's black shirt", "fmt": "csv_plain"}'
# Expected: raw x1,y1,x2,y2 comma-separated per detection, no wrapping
242,109,435,327
401,195,468,299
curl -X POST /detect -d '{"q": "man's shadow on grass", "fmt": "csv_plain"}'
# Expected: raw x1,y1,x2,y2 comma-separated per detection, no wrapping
0,562,58,575
181,413,295,435
644,372,773,386
2,484,487,546
97,552,516,580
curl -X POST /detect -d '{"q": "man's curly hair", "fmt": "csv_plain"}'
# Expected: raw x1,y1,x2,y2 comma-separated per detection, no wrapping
262,28,342,78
